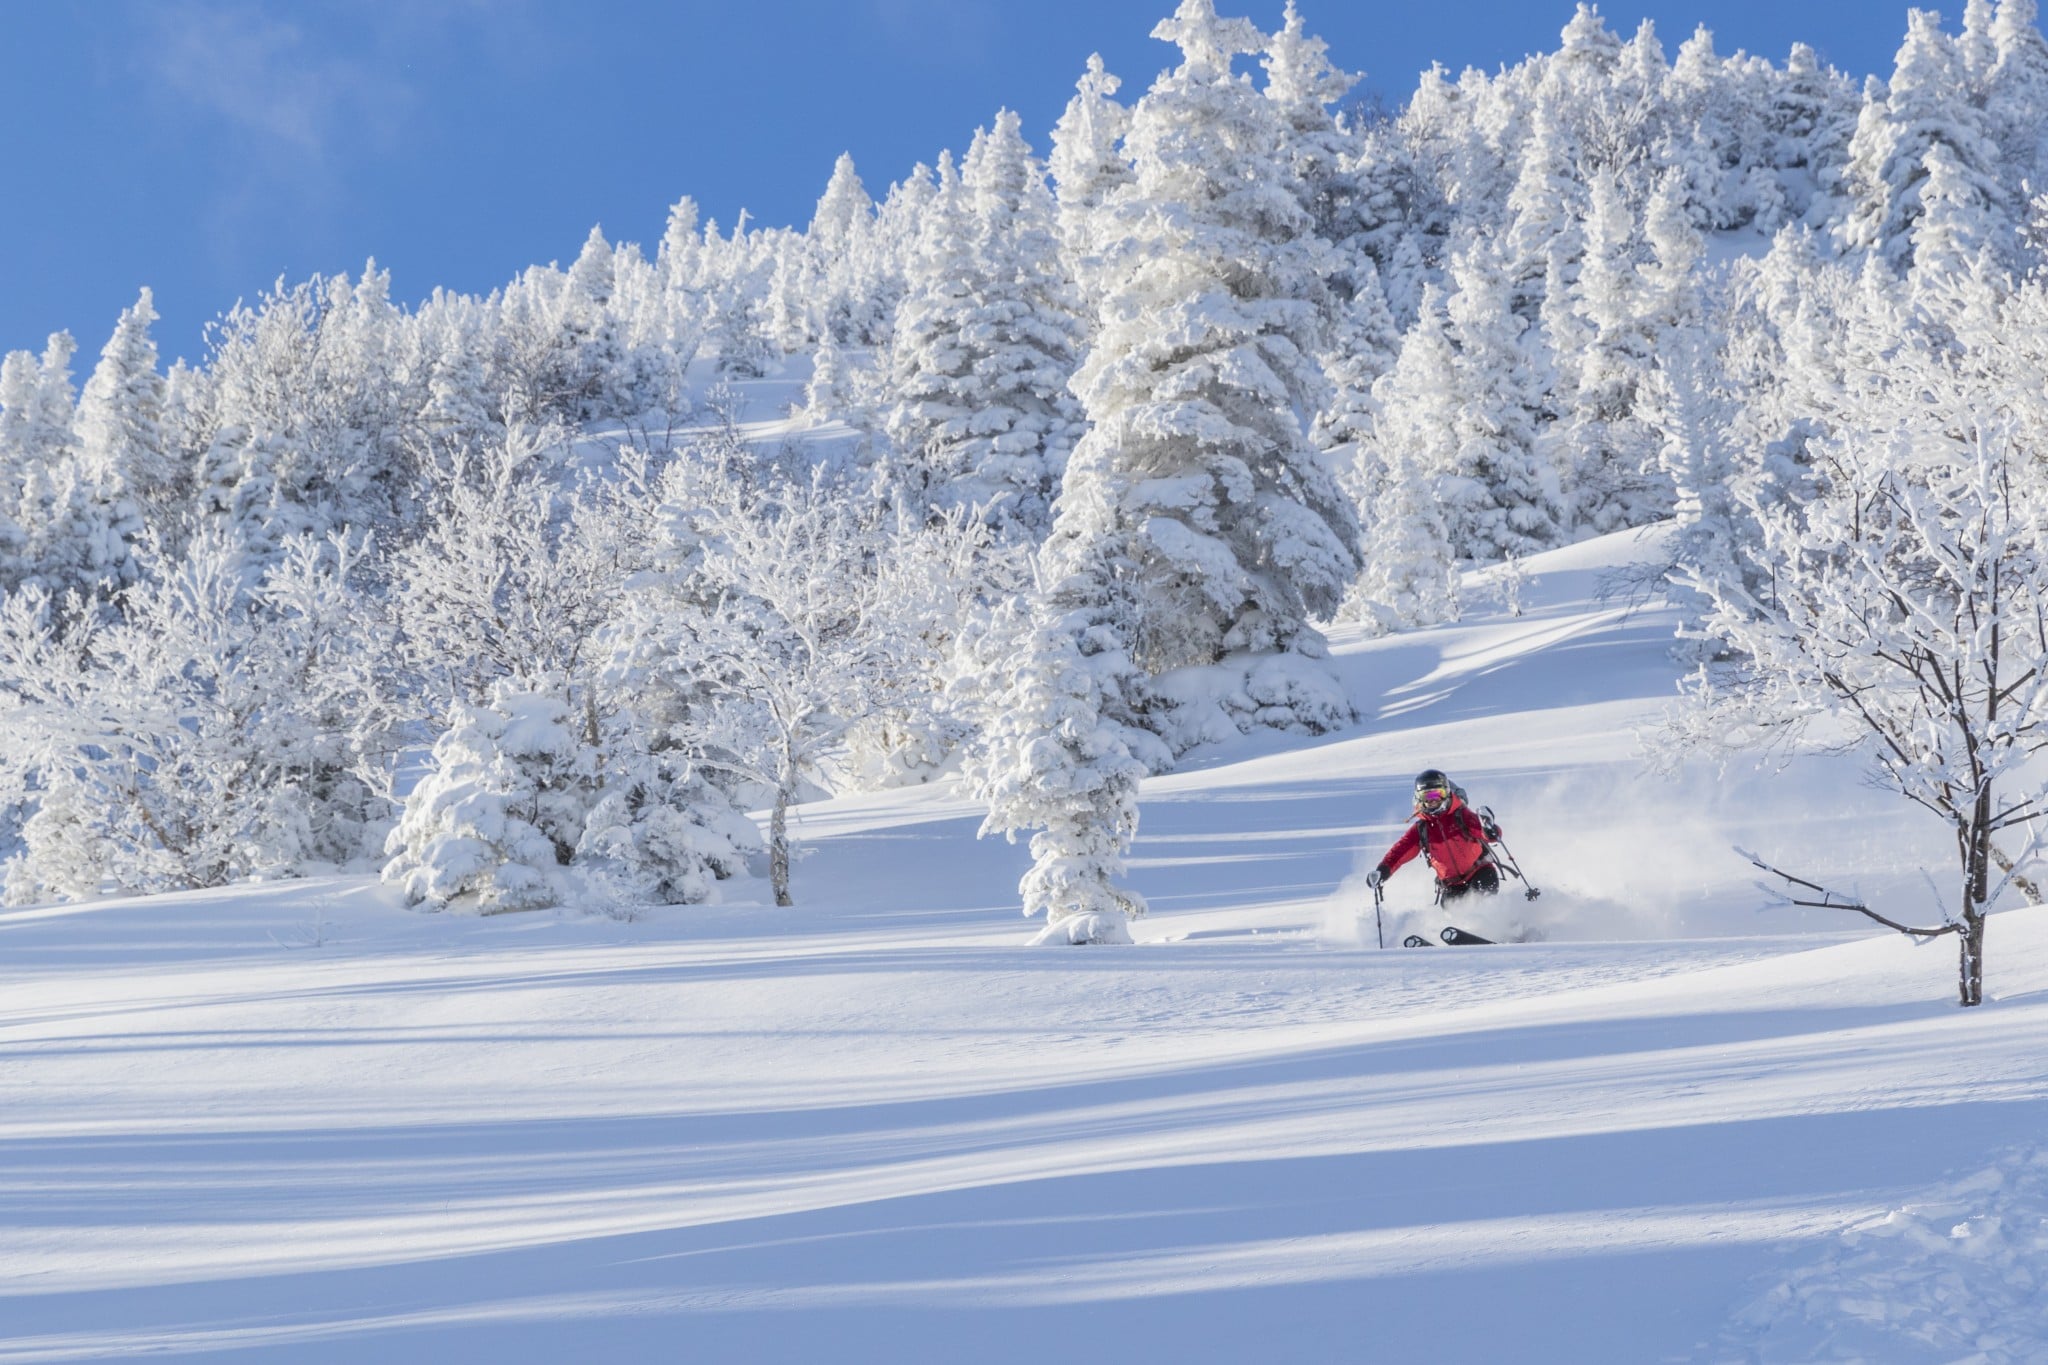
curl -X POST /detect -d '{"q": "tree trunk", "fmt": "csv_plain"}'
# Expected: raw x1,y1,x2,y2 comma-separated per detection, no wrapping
770,786,793,907
1960,794,1992,1007
1959,908,1985,1007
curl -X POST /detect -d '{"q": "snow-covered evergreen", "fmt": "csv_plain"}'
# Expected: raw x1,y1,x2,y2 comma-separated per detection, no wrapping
382,680,593,915
1348,284,1460,632
1051,0,1358,684
884,116,1086,538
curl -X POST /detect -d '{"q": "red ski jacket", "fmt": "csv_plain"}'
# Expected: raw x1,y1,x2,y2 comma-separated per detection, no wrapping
1379,795,1497,886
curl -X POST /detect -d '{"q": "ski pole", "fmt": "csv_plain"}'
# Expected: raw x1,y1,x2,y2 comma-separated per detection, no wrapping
1492,834,1541,900
1372,877,1386,949
1480,806,1540,901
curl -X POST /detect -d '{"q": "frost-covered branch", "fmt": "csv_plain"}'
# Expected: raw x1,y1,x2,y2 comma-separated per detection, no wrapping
1740,848,1959,939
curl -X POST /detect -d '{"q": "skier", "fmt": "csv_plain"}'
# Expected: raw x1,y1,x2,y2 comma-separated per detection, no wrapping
1365,769,1503,904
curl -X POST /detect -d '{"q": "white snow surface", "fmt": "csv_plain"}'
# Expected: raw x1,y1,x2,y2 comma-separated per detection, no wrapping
6,523,2048,1363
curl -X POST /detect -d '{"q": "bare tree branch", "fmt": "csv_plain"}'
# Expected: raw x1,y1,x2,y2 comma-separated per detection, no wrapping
1739,848,1960,940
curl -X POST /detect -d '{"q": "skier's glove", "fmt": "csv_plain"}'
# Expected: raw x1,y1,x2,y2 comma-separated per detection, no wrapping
1365,867,1386,889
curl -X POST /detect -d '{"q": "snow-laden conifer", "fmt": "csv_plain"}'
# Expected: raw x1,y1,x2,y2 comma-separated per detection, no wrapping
411,290,499,460
973,484,1166,945
1345,284,1459,632
0,348,49,583
573,724,762,912
1444,238,1564,559
1504,98,1587,322
1642,325,1742,661
1260,0,1362,244
1310,255,1399,456
706,284,773,380
60,291,167,587
75,289,170,509
1053,0,1358,680
2,335,78,584
803,335,851,424
886,114,1085,539
1990,0,2048,180
1562,170,1680,533
653,195,710,380
196,269,417,565
382,680,591,914
809,153,889,346
1771,44,1861,228
1911,141,1998,288
1841,11,2006,269
386,679,753,919
1048,54,1133,302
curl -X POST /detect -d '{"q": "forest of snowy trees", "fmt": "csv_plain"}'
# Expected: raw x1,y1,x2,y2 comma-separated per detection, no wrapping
5,0,2048,956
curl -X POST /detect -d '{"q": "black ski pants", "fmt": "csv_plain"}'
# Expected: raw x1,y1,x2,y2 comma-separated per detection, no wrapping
1437,862,1501,904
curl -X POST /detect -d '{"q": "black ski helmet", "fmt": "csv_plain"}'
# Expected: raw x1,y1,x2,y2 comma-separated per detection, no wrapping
1414,769,1453,813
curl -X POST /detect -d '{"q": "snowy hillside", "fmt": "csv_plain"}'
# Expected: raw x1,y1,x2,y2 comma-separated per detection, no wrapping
7,528,2045,1364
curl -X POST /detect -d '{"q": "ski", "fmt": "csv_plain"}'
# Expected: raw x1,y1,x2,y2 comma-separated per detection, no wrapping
1401,934,1435,948
1439,926,1495,946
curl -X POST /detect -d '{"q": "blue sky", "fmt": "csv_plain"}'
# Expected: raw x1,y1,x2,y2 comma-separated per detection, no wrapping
5,1,1929,364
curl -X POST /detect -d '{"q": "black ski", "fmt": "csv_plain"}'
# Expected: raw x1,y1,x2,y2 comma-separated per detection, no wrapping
1401,934,1435,948
1440,926,1495,946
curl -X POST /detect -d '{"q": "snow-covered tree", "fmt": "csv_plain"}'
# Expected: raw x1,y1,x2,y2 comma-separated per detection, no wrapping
1310,254,1399,455
197,269,417,564
1840,11,2006,269
625,458,966,906
885,113,1086,538
1910,140,1996,286
1260,0,1363,243
4,333,105,598
973,485,1166,945
1666,259,2048,1007
1989,0,2048,182
410,289,500,463
802,335,852,423
75,289,172,511
389,425,653,731
653,194,710,383
1444,237,1564,558
1641,325,1742,658
0,349,47,583
380,429,763,916
1771,43,1862,228
0,527,397,903
54,289,171,587
1559,171,1650,533
809,153,886,345
1347,284,1460,632
561,225,632,420
1048,54,1134,301
1051,0,1358,683
381,679,593,914
706,284,773,380
980,1,1367,941
572,721,762,911
1504,96,1588,323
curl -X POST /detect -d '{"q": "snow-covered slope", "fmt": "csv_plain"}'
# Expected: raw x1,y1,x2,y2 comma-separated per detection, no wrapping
5,528,2045,1364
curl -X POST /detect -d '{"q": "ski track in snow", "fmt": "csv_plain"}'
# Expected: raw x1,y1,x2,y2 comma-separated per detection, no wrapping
4,517,2047,1363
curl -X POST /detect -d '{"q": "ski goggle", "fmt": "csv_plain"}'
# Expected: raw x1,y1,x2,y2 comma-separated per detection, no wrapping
1417,787,1449,807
